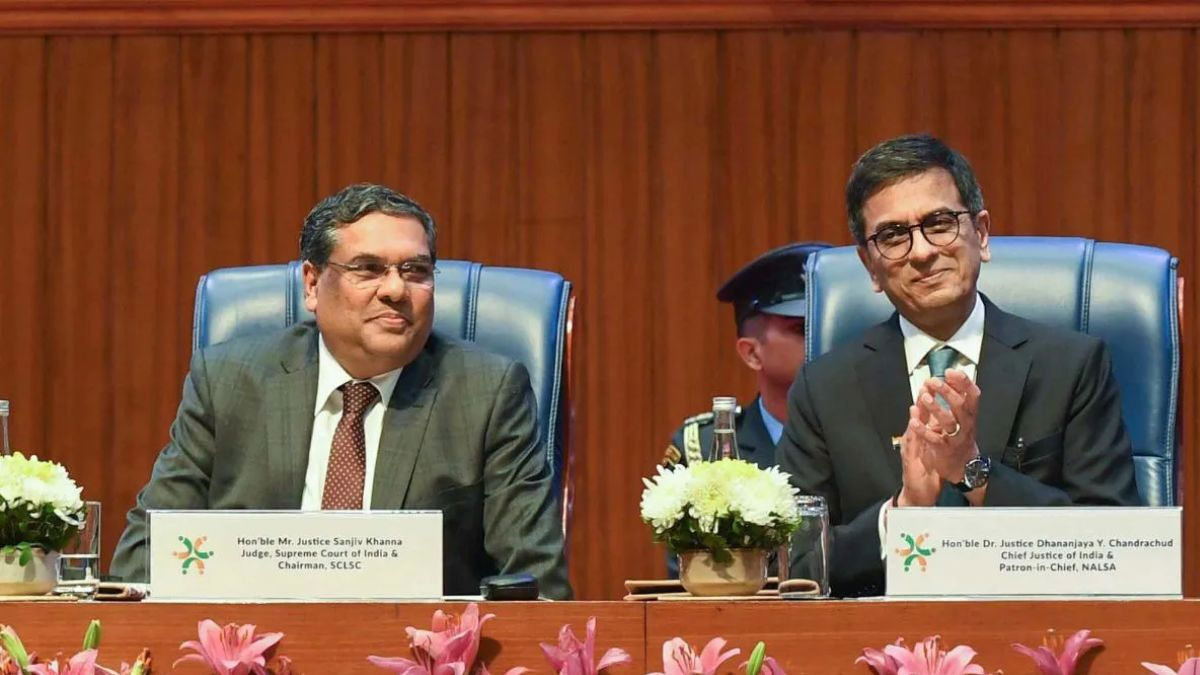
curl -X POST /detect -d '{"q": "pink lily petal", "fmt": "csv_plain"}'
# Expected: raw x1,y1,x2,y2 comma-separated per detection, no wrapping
1011,643,1059,675
1142,664,1182,675
1183,658,1200,675
698,638,740,675
939,645,983,674
596,647,632,672
1057,630,1103,673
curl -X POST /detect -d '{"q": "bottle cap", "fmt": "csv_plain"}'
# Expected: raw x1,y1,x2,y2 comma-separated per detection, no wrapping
711,396,737,412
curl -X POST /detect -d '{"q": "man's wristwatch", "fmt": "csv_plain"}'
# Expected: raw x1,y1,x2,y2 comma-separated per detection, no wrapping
954,455,992,492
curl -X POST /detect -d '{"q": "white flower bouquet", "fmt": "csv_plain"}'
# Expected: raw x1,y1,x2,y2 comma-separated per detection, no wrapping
0,452,85,565
640,458,802,563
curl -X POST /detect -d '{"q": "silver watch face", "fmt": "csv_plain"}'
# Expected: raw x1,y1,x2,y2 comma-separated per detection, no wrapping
964,456,991,488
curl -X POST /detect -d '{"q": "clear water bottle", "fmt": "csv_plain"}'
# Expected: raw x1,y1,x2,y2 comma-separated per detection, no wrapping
0,400,9,456
709,396,740,460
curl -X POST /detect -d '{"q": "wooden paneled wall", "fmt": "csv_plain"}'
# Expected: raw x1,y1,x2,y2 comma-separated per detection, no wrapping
0,20,1198,600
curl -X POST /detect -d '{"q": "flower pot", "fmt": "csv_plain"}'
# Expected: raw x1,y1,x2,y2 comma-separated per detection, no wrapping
0,548,60,596
678,548,768,596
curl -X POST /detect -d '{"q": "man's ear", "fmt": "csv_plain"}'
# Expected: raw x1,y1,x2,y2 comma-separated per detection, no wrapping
974,210,992,263
857,245,884,293
302,260,320,313
735,336,763,372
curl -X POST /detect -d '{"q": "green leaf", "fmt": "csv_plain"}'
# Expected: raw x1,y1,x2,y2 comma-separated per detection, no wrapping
17,543,31,567
0,626,30,668
746,642,766,675
82,620,102,650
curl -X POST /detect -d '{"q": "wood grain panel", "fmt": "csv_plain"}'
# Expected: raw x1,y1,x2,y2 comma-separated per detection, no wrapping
446,33,518,263
43,35,114,518
790,30,855,245
576,31,658,593
652,32,730,439
647,600,1200,674
0,602,646,675
380,33,452,223
107,35,182,570
246,34,316,262
0,38,46,456
0,26,1196,601
5,1,1200,33
316,33,384,194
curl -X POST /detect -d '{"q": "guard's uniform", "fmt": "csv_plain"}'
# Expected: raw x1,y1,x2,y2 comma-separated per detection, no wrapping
662,396,776,470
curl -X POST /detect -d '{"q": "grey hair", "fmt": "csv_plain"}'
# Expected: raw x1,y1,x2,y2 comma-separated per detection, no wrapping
299,183,437,264
845,134,985,245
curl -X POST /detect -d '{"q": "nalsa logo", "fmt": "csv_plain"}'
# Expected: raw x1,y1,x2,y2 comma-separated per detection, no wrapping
895,531,935,572
173,535,214,575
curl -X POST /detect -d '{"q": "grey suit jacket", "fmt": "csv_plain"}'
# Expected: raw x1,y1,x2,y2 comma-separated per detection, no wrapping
110,322,571,599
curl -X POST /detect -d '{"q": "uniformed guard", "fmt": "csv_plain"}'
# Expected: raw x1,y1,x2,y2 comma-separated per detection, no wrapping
660,241,832,578
662,241,833,472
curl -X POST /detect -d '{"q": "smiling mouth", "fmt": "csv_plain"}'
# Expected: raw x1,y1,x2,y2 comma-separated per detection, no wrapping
915,270,950,282
373,314,411,327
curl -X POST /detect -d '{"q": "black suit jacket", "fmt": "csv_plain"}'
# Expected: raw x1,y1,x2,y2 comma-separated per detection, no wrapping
777,296,1140,597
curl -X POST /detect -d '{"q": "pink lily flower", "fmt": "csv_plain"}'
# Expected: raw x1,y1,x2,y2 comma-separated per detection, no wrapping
174,619,286,675
857,639,904,675
1143,657,1200,674
1012,629,1103,675
26,650,104,675
540,617,632,675
369,603,527,675
649,637,740,675
881,636,988,675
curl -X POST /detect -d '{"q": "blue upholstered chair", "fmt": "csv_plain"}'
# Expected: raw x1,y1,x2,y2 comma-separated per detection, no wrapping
805,236,1180,506
192,259,576,525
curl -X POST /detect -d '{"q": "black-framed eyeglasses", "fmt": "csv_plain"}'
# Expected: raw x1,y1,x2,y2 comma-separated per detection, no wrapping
326,259,438,289
866,210,974,260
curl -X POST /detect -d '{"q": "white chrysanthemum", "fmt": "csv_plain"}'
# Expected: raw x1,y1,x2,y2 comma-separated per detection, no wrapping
640,458,803,547
640,464,691,530
0,452,84,513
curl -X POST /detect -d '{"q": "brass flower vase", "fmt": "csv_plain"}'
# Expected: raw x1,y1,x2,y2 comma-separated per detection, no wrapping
678,548,768,596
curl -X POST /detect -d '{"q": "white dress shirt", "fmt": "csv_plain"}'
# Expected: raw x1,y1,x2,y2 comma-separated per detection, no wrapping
878,294,986,555
300,337,403,510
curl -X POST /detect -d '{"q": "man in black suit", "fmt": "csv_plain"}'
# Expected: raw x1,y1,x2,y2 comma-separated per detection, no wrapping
777,134,1140,597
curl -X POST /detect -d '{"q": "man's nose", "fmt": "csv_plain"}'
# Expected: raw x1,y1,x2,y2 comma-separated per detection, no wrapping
375,267,409,300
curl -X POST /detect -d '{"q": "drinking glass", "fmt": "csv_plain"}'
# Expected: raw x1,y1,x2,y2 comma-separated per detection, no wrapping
779,495,830,599
54,501,101,596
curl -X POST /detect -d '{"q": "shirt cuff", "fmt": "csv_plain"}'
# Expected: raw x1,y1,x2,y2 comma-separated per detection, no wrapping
877,500,890,560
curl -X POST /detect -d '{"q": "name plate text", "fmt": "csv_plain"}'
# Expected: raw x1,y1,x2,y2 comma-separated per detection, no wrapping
149,510,443,601
885,507,1180,598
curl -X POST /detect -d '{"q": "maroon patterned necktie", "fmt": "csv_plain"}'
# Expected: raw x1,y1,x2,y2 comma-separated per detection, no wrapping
321,381,379,510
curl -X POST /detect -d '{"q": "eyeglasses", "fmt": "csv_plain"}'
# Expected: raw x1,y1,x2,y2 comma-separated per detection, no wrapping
326,259,438,289
866,210,973,260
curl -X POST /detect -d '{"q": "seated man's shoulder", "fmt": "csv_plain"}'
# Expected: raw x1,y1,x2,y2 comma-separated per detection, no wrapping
426,332,527,384
197,322,319,376
1004,311,1108,361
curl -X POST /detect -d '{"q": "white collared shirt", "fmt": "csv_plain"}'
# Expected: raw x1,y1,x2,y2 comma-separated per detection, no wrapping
300,337,403,510
878,294,986,559
898,293,985,402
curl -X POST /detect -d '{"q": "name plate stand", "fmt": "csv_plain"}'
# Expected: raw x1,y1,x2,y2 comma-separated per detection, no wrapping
885,507,1181,598
149,510,443,601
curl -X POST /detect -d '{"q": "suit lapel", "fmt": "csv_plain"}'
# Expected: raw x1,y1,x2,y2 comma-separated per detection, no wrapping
370,340,439,509
974,297,1032,459
265,328,319,508
855,316,911,478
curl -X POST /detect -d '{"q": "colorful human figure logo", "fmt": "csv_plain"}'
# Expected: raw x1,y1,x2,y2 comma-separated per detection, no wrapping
174,535,213,575
895,532,935,572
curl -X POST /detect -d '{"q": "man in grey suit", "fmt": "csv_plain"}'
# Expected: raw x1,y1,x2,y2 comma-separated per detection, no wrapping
111,183,571,599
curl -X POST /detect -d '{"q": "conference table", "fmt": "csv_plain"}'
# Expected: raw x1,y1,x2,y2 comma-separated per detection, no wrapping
3,599,1197,673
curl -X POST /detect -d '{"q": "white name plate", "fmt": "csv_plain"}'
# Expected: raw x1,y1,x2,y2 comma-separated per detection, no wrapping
148,510,443,601
885,507,1181,598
